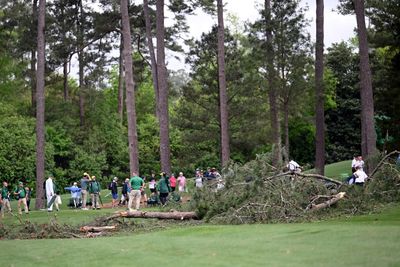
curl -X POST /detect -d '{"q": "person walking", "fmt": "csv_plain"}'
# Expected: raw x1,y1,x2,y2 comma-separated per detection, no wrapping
169,173,177,192
119,178,130,206
157,172,171,205
80,172,90,210
177,172,186,192
45,176,57,212
14,182,29,215
89,176,101,209
0,181,12,217
110,177,118,208
128,172,143,212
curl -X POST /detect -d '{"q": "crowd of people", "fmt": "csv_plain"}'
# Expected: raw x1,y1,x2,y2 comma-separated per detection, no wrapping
346,155,368,185
0,181,31,217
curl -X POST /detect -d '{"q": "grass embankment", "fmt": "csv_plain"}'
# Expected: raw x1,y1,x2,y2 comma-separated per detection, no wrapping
0,205,399,267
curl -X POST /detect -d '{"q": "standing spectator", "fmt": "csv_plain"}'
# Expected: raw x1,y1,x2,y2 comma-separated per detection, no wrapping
177,172,187,192
351,156,358,173
14,182,29,215
169,173,177,192
80,172,90,210
128,172,143,212
356,156,365,171
70,182,80,208
140,176,148,207
89,176,101,209
45,176,56,212
1,181,12,217
148,175,157,194
25,186,31,211
195,173,203,188
157,172,171,205
110,177,118,208
119,178,130,206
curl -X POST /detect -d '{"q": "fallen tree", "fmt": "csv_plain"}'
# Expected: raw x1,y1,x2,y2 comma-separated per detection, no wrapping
105,210,198,221
308,192,346,211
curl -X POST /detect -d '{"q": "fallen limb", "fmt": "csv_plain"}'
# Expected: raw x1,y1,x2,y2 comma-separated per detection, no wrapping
106,211,198,221
308,192,346,211
369,150,400,179
80,225,117,232
297,173,343,185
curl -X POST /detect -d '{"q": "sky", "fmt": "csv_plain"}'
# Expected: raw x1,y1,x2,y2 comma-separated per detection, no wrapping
167,0,357,70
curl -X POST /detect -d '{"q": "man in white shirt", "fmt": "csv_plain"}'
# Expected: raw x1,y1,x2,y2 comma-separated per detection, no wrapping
354,166,368,185
287,160,301,173
45,176,55,211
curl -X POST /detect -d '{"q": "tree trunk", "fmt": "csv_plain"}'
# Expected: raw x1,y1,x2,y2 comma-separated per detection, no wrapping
353,0,377,173
106,210,198,220
31,0,38,115
78,0,85,126
35,0,46,210
265,0,281,167
283,98,290,159
315,0,325,175
121,0,140,174
63,59,69,101
217,0,230,167
156,0,171,174
144,0,159,118
118,35,124,122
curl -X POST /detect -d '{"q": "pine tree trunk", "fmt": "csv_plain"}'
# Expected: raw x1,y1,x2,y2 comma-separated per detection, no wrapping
78,0,85,126
144,0,159,118
353,0,377,172
217,0,230,167
156,0,171,174
118,35,124,122
121,0,140,174
31,0,38,115
35,0,46,210
63,59,69,101
315,0,325,175
283,98,290,159
265,0,281,167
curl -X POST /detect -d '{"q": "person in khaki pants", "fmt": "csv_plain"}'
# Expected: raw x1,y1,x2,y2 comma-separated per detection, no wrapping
14,181,29,215
1,181,12,217
128,172,143,212
80,173,90,210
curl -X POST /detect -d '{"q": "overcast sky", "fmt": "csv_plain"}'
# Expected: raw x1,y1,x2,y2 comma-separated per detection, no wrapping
167,0,357,70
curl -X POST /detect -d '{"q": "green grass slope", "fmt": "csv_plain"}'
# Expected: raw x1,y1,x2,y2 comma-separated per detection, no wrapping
0,205,399,267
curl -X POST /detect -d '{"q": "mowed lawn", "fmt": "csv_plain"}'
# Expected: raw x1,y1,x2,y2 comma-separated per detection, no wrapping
0,205,399,267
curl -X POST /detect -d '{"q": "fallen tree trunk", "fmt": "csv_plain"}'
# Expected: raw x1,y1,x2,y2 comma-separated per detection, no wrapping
309,192,346,211
297,173,343,185
369,150,400,179
106,211,198,221
80,225,117,232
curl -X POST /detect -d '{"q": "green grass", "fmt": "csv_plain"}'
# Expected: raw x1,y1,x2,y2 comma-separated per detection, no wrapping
0,205,399,267
324,160,352,179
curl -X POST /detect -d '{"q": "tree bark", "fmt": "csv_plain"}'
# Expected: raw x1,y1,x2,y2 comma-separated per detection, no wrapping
78,0,85,126
315,0,325,175
35,0,46,210
217,0,230,167
309,192,346,211
31,0,38,115
63,59,69,101
106,210,198,220
265,0,281,167
353,0,377,173
144,0,159,118
118,35,124,123
156,0,171,174
121,0,140,174
283,98,290,159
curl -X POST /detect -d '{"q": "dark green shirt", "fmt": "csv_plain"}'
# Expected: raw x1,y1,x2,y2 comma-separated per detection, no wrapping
14,186,26,198
157,177,171,193
130,176,144,190
1,187,9,199
89,180,101,193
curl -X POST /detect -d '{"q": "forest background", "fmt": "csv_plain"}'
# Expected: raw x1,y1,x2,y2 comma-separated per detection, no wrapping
0,0,399,195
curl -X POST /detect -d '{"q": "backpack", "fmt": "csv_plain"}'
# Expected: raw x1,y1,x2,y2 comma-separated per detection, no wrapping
108,182,113,190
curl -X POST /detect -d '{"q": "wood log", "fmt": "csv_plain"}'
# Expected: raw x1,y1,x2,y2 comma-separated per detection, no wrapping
107,211,198,220
297,173,343,185
80,225,117,232
309,192,346,211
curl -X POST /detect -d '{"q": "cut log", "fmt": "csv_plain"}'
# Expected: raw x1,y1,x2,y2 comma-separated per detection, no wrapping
107,211,198,221
309,192,346,211
80,225,117,232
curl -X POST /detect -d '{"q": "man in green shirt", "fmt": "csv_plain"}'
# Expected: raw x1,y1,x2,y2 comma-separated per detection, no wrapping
1,181,12,217
89,176,101,209
128,172,143,211
14,181,29,215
